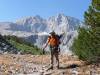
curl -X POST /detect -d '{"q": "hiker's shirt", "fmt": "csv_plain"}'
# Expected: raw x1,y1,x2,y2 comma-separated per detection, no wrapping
47,35,59,54
47,35,59,47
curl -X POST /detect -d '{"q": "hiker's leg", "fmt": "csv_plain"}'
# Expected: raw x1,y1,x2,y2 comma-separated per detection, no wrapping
55,52,59,68
51,52,53,68
54,46,59,68
50,46,54,69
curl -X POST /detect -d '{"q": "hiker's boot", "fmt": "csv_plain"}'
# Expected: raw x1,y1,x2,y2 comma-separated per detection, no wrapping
47,65,53,71
50,64,53,69
50,65,53,70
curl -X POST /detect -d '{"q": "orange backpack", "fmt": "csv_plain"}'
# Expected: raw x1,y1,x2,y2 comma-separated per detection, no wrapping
47,35,60,46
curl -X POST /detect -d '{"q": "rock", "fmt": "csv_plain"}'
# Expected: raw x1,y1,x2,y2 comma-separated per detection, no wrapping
4,52,8,54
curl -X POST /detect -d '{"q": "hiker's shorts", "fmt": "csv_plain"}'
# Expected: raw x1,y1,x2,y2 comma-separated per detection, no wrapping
49,45,59,54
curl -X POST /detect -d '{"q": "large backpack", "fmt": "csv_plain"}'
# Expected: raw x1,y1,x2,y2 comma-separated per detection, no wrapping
47,35,60,47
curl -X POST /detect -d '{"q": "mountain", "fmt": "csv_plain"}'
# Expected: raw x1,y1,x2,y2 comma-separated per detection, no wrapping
0,14,83,36
15,15,48,32
0,14,84,53
47,14,83,33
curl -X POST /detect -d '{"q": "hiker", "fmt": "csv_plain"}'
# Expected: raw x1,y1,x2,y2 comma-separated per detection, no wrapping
43,31,64,69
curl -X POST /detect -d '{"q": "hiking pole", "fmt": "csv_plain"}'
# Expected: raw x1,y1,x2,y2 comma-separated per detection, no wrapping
41,48,44,66
40,48,45,74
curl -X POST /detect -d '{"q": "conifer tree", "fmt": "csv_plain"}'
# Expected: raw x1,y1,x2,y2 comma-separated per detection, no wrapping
84,0,100,28
72,0,100,63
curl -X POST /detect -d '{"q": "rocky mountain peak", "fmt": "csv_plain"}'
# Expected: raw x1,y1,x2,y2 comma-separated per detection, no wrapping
15,15,45,25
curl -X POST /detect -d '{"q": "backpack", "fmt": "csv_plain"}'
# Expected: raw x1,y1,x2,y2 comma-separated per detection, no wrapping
47,35,60,47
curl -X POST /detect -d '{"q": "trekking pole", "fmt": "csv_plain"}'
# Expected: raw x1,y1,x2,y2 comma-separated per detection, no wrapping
42,48,44,65
40,48,45,74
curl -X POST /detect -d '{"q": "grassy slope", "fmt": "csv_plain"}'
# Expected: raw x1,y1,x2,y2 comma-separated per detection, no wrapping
4,36,42,55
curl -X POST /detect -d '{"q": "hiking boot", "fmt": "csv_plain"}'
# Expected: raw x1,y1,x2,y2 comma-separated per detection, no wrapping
50,66,53,70
47,66,53,70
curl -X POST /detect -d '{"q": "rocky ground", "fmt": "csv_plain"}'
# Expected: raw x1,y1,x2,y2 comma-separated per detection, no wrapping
0,54,100,75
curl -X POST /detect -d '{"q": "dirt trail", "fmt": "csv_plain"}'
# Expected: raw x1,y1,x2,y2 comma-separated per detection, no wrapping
0,54,100,75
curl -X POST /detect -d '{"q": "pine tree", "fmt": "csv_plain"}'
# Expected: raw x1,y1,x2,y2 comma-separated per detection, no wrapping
84,0,100,28
72,0,100,63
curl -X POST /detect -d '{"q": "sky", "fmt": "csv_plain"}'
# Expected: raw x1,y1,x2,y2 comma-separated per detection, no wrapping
0,0,91,22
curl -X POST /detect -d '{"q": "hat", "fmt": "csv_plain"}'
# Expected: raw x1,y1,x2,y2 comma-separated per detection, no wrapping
49,31,55,35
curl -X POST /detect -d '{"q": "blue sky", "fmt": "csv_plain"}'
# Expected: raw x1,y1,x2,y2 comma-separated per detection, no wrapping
0,0,91,22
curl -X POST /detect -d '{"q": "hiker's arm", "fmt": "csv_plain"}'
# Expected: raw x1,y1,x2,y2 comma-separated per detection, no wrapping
42,42,48,54
43,42,48,50
43,37,50,50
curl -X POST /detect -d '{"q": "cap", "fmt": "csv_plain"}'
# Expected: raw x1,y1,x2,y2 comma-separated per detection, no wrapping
49,31,55,35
